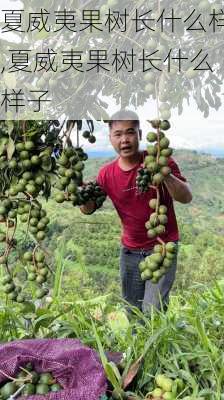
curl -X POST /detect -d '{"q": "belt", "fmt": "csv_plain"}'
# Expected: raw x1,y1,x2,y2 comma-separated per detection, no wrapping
122,246,153,256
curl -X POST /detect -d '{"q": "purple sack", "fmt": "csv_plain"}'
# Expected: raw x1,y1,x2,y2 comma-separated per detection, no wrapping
0,338,107,400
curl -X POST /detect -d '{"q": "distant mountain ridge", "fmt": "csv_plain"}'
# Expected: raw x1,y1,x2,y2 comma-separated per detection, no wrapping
84,148,224,236
88,148,224,159
197,147,224,158
84,149,224,183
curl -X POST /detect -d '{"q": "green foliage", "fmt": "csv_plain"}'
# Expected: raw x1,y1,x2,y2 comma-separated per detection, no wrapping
0,151,223,398
1,0,224,121
0,281,224,398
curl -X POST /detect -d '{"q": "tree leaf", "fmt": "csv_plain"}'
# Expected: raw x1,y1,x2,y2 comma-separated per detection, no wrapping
6,121,14,136
6,137,15,160
41,156,52,172
205,88,215,108
87,120,94,133
42,174,52,200
20,301,36,315
33,314,57,333
122,356,143,389
77,120,82,131
3,72,17,89
0,137,7,156
104,362,121,389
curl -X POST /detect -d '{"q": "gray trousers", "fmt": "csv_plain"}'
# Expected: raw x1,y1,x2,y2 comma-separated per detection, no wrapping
120,243,178,313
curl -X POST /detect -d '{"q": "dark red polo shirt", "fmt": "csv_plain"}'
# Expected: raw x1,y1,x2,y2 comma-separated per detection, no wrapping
97,153,186,250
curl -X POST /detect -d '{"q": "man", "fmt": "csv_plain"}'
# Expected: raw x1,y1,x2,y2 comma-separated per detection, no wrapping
80,110,192,313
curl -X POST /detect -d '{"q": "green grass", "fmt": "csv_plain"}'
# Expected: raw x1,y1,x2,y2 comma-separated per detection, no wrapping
0,281,224,399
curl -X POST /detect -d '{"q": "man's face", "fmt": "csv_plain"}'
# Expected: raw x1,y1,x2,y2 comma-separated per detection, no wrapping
109,120,141,158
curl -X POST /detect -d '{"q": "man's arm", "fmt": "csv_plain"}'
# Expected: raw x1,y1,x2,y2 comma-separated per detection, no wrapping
163,174,192,204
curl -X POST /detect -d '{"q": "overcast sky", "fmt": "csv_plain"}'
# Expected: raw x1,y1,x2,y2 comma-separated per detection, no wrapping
80,99,224,152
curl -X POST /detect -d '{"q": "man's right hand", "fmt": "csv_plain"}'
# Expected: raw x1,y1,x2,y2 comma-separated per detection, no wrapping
80,200,96,215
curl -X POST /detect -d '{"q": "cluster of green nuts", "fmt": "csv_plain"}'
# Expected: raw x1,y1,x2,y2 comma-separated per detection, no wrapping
78,181,107,209
55,146,88,204
145,119,172,186
0,198,17,229
137,119,176,284
1,273,24,303
145,199,168,239
0,248,49,303
82,130,96,143
136,167,152,193
19,200,49,241
0,198,49,242
139,242,177,284
136,119,171,193
148,374,184,400
5,137,55,199
24,249,49,299
0,363,62,399
0,197,50,302
0,121,97,304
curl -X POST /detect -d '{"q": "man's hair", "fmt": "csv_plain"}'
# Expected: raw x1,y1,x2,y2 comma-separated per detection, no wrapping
107,110,140,130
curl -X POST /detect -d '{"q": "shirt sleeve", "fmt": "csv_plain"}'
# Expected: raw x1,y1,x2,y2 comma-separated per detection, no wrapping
168,157,187,182
96,166,108,195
